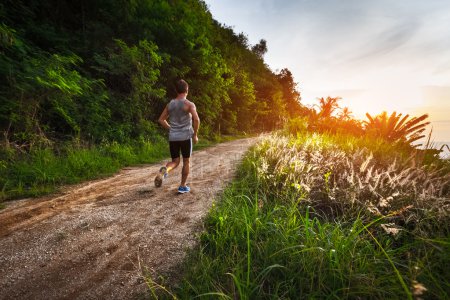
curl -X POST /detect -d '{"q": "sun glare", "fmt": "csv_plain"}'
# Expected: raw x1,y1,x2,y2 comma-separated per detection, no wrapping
302,83,426,121
343,85,425,119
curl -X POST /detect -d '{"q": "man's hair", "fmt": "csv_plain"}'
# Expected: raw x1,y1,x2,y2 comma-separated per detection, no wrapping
175,79,189,94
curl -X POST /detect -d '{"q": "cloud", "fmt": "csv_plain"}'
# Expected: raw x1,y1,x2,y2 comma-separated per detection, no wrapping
346,21,421,63
433,60,450,76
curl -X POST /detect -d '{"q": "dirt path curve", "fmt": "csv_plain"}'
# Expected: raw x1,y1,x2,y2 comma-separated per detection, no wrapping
0,137,258,300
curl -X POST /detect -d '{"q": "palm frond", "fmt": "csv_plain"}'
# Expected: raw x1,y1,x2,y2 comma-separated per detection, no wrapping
365,113,374,125
407,134,426,145
394,114,409,131
364,111,430,147
404,122,430,136
402,114,429,131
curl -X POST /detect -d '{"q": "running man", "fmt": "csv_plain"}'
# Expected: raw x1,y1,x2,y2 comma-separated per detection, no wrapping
155,79,200,193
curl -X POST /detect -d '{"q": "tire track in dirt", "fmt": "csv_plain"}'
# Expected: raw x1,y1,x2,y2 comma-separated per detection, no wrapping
0,137,258,300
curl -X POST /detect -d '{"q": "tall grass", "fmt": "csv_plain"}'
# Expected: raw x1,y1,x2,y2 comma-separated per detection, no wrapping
254,133,449,236
0,136,170,201
0,134,235,202
167,132,449,299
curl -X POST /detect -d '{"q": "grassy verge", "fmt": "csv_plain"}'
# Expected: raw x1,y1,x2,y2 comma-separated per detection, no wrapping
153,132,449,299
0,133,251,205
0,136,168,202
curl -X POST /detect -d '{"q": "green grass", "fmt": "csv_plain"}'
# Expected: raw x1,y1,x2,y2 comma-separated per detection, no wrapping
0,136,169,202
151,132,449,299
0,132,248,205
0,134,249,205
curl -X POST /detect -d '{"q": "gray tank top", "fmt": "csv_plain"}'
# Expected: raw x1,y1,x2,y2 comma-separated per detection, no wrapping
168,99,194,141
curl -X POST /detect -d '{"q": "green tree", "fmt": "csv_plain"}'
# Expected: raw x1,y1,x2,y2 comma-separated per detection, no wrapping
251,39,267,59
276,68,302,118
93,39,165,141
1,0,295,146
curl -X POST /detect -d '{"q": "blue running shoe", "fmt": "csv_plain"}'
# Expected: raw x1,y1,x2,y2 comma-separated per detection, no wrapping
177,185,190,193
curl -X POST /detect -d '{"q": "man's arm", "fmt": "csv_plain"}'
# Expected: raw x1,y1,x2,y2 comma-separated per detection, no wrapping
158,105,170,130
189,102,200,144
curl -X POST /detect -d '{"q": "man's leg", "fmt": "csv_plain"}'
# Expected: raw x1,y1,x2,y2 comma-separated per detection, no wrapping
166,141,181,174
178,138,192,192
181,157,190,187
155,142,181,187
166,157,180,174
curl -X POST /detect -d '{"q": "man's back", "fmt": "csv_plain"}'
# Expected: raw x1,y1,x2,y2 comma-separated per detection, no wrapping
168,99,194,141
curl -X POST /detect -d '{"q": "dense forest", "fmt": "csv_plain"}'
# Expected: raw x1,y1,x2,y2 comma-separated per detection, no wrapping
0,0,302,149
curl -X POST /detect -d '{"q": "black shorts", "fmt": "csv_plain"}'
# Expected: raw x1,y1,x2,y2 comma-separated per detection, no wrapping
169,139,192,159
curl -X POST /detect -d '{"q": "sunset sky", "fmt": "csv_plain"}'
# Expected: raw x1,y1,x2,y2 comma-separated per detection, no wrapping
204,0,450,143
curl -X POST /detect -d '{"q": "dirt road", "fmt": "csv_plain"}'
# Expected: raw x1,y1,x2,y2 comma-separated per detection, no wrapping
0,137,257,300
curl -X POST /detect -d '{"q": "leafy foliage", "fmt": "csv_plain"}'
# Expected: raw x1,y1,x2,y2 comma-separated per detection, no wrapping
93,39,165,141
365,111,430,146
0,23,107,147
286,96,434,152
289,96,364,137
276,68,303,118
0,0,301,149
251,38,268,59
316,96,340,119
